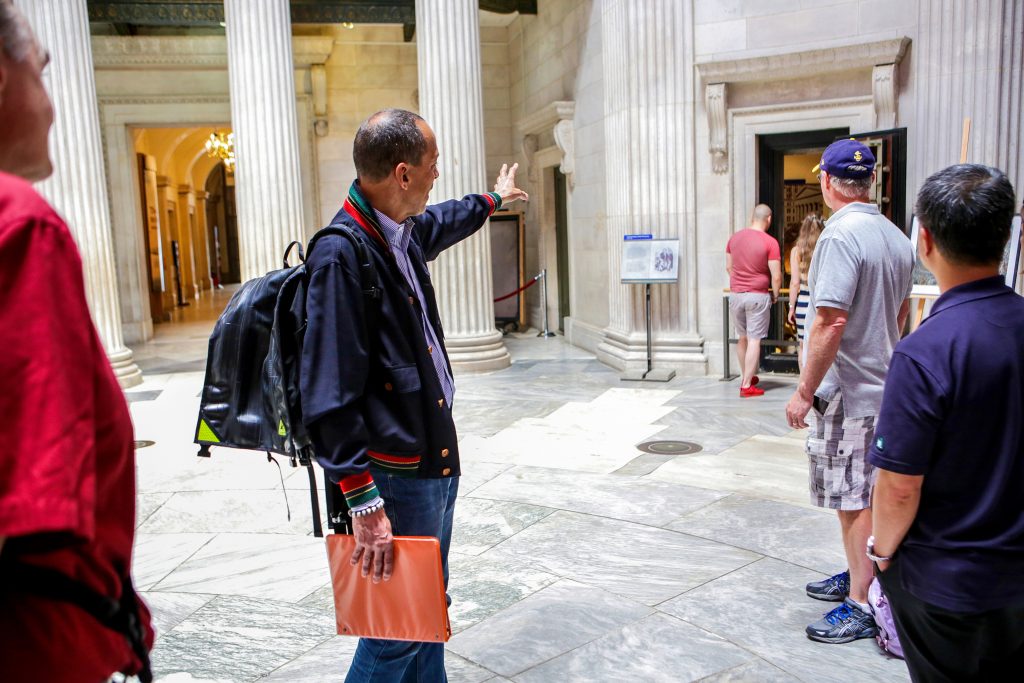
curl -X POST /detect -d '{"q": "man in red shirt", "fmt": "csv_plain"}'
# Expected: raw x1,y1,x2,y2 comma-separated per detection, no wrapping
0,3,153,680
726,204,782,397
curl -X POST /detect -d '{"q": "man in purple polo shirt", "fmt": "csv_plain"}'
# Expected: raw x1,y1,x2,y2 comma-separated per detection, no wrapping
868,164,1024,681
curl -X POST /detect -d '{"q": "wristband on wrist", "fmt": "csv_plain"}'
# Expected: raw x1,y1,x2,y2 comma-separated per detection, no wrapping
348,497,385,518
866,535,893,563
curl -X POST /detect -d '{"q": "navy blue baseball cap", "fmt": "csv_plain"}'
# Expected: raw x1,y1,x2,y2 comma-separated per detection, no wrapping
812,139,876,179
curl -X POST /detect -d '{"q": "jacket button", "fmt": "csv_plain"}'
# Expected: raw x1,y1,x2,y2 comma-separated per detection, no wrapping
428,345,434,354
441,448,449,457
408,296,414,305
442,468,451,476
384,382,393,391
438,398,444,407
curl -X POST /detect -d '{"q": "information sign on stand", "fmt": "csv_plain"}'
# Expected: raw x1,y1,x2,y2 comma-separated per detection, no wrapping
620,235,679,382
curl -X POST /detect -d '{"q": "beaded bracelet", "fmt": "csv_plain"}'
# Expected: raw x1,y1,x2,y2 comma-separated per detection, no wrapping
348,499,385,518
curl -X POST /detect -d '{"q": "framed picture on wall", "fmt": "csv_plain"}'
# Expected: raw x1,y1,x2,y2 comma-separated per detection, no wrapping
1001,215,1022,289
911,214,1022,295
909,216,939,296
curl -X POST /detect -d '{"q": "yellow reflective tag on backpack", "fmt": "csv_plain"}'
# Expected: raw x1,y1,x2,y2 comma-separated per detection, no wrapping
198,419,220,443
278,419,287,436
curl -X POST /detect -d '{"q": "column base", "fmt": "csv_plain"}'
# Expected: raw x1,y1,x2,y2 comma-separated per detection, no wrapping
108,346,144,388
445,329,511,373
596,328,707,376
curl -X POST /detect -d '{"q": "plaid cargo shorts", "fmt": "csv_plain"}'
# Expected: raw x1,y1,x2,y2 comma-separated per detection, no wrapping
805,390,876,510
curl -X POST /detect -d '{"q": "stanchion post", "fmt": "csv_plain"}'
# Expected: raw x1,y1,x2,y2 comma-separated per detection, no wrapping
538,268,556,338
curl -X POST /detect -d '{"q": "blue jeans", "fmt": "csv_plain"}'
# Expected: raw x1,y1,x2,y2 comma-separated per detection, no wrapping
344,472,459,683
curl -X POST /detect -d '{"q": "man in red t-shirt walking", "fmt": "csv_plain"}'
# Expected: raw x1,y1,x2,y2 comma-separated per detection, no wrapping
726,204,782,397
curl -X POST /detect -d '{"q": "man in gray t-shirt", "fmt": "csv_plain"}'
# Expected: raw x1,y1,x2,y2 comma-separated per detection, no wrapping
785,139,914,645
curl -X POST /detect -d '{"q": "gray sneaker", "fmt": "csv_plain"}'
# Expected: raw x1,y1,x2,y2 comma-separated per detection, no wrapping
806,598,878,644
805,570,849,602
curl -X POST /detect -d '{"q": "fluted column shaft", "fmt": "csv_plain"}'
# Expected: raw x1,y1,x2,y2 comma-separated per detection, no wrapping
597,0,703,373
416,0,510,372
224,0,305,281
913,0,1024,197
16,0,142,387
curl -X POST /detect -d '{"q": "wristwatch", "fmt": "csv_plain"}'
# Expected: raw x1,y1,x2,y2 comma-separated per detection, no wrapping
865,535,893,563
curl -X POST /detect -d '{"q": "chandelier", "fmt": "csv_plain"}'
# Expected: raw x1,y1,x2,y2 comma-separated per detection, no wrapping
205,131,235,172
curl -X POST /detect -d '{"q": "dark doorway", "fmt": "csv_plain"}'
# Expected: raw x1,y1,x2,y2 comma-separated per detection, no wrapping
757,128,848,373
845,127,909,233
205,164,241,285
553,169,571,333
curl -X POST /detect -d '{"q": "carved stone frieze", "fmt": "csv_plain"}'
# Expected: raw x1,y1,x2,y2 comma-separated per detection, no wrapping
90,35,335,69
695,37,910,85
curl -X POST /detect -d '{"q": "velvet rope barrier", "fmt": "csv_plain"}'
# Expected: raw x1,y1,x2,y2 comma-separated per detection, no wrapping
493,273,542,302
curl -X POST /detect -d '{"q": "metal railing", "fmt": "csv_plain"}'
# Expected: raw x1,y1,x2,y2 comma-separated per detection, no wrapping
720,292,798,381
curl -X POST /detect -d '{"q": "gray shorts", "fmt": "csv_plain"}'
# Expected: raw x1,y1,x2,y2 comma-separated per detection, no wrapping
806,390,876,510
729,292,771,339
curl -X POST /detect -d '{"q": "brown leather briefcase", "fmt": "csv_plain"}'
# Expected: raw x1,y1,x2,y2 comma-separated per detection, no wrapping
325,534,451,642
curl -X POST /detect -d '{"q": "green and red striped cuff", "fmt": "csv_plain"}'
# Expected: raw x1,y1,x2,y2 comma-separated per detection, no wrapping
483,192,502,215
339,471,380,509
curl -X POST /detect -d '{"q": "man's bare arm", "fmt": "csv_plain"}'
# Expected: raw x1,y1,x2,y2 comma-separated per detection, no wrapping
768,259,782,303
787,249,801,323
785,306,848,428
725,252,733,277
897,298,911,335
871,470,924,568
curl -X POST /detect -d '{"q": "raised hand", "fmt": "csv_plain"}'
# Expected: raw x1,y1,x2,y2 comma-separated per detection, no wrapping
493,163,529,204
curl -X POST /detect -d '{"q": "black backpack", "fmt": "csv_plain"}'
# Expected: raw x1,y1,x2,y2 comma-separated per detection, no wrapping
194,223,379,536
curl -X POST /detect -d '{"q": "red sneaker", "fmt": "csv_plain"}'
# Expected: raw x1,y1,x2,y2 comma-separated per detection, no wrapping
751,375,760,387
740,385,765,398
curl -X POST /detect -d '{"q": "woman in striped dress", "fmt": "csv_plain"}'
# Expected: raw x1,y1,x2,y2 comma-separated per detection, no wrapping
787,213,824,371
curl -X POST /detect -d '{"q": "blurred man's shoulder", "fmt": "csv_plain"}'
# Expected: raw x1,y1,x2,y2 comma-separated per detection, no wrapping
0,171,63,235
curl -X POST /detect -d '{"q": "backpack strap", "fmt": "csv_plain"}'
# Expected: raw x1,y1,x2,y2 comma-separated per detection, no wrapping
303,225,381,536
306,224,382,325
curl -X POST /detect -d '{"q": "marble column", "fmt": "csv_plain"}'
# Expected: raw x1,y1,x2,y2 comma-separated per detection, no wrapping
16,0,143,387
416,0,510,372
596,0,704,374
223,0,305,281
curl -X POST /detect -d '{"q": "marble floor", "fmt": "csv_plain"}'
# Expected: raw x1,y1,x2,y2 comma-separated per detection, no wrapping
128,289,910,683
